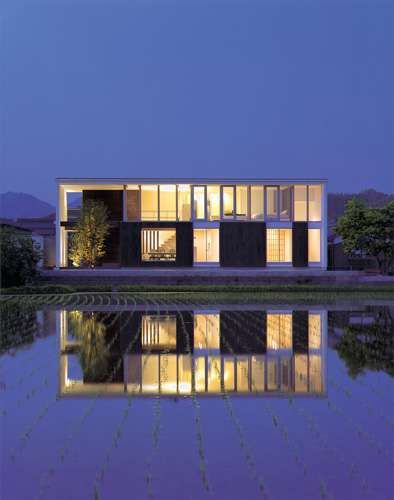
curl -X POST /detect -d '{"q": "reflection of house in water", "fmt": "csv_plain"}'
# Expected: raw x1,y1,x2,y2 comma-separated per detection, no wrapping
59,309,326,397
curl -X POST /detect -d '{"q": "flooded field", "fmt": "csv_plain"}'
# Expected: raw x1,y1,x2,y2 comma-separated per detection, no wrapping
1,295,393,499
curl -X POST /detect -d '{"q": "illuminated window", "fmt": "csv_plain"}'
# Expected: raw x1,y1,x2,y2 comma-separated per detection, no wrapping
251,356,264,392
280,186,292,220
308,185,321,221
309,355,322,393
222,186,235,219
267,229,292,262
294,185,307,221
267,358,279,391
251,186,264,220
193,186,206,219
207,356,221,392
178,355,192,394
207,185,220,221
141,229,176,261
267,314,292,349
141,185,158,220
159,185,176,221
294,355,308,392
308,314,321,349
194,357,206,392
266,187,278,218
308,229,321,263
141,315,177,349
160,354,177,394
236,186,248,219
236,357,249,392
142,355,159,393
223,357,235,391
194,314,220,351
193,229,219,263
177,185,191,221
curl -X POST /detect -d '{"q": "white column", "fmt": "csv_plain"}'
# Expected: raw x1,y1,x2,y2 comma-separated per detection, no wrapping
55,184,66,268
321,182,328,270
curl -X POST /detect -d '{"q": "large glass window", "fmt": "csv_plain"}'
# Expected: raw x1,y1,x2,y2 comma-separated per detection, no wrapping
194,314,220,351
266,187,278,218
267,229,292,262
193,186,206,220
141,185,158,220
236,185,248,219
308,229,321,263
142,315,177,350
207,185,220,221
280,186,292,220
308,185,322,221
141,229,176,261
177,185,191,221
222,186,235,219
251,186,264,220
267,314,292,349
193,229,219,263
159,185,176,221
294,185,307,221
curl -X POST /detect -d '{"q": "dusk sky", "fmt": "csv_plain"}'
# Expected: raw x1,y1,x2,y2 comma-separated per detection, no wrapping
2,0,393,204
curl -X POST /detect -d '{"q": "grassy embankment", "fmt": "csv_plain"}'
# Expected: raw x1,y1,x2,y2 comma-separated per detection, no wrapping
1,283,394,305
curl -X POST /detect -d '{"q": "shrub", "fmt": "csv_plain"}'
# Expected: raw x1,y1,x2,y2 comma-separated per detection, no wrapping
0,226,42,288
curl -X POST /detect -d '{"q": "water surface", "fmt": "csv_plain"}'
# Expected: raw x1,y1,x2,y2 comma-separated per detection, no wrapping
1,297,393,499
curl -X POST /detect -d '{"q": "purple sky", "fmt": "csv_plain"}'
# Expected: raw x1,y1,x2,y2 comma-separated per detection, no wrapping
2,0,394,204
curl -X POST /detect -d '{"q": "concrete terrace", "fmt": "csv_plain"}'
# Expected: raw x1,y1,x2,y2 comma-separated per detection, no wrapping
41,268,394,286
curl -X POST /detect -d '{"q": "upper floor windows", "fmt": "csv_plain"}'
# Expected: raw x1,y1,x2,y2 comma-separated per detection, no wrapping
74,183,322,223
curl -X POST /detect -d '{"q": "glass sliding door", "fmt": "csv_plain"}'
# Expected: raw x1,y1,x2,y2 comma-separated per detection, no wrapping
222,186,235,219
251,186,264,220
207,185,220,221
193,186,206,220
266,186,278,218
159,185,176,221
280,186,292,220
193,229,219,263
177,185,191,221
235,185,248,219
294,185,307,221
308,185,322,221
141,185,158,220
308,229,321,263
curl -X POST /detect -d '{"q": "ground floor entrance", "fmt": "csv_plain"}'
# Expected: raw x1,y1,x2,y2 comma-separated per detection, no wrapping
193,228,219,264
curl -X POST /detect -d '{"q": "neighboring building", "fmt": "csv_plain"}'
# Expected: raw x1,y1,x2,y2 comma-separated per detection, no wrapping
56,178,327,269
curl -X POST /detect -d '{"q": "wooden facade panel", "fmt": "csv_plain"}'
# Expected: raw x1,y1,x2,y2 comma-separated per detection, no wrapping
220,311,267,354
126,189,140,220
292,222,308,267
219,222,266,267
83,190,123,221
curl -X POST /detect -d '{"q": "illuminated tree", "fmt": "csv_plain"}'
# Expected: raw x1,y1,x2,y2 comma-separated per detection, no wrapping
69,200,110,268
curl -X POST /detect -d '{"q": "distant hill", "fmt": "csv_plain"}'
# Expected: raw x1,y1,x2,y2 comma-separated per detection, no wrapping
0,192,55,219
328,189,394,225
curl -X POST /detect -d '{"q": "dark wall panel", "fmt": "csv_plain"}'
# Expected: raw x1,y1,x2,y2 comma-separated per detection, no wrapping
103,225,120,263
120,222,193,267
220,311,266,354
220,222,266,267
292,222,308,267
83,190,123,221
292,311,309,353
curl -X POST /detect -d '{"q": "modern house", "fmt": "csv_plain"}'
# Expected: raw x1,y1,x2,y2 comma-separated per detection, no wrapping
56,178,327,269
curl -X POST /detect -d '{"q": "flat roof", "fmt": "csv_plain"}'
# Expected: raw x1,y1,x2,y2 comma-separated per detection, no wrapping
56,177,327,184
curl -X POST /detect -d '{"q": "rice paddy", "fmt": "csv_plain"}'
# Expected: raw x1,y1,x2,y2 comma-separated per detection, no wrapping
1,293,393,499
